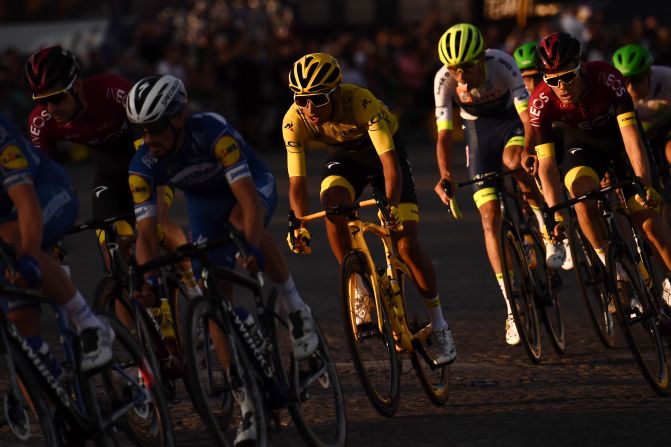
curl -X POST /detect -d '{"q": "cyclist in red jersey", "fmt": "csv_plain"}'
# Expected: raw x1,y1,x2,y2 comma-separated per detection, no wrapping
525,32,671,282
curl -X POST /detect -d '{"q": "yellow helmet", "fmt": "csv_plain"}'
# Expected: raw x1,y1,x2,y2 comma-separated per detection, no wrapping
438,23,484,67
289,53,342,94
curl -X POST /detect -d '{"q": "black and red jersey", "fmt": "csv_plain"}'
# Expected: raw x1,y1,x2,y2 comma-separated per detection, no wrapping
528,61,635,146
27,73,135,160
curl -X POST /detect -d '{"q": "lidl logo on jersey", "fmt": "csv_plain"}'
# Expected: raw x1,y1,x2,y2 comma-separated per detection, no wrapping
129,174,151,203
0,144,28,170
214,136,241,167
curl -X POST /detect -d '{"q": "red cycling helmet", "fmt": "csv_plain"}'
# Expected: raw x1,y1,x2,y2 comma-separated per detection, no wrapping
24,46,80,95
535,32,581,74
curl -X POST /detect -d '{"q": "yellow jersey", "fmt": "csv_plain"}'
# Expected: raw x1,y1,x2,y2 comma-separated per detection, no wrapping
282,83,399,177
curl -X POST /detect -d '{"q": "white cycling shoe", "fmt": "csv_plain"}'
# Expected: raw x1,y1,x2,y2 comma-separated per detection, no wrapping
505,314,521,346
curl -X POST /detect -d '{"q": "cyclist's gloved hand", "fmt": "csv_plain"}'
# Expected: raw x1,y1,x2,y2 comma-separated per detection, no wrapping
237,244,266,273
378,205,402,230
287,227,312,254
635,186,662,209
16,255,42,288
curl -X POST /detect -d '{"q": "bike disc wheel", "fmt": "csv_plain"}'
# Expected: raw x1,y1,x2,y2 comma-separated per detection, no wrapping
500,221,542,363
340,251,400,417
397,271,449,406
607,246,669,395
269,292,347,447
92,314,174,446
528,228,566,354
568,219,615,347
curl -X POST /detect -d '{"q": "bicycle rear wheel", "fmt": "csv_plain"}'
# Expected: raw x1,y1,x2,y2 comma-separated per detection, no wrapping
397,271,449,406
92,313,174,446
607,245,669,395
269,292,347,447
500,221,542,363
527,228,566,355
568,219,615,347
340,251,400,417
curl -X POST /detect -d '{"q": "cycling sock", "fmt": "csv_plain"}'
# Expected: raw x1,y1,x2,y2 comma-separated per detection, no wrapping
530,204,547,234
63,291,104,331
424,295,448,330
277,275,304,313
496,273,512,314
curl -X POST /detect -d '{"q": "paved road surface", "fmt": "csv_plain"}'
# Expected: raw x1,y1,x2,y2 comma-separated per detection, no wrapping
1,136,670,446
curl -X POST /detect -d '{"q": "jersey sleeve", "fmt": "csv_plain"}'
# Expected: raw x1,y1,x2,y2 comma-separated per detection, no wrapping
528,87,557,155
128,150,158,222
0,137,33,190
27,107,58,157
497,52,529,115
282,108,311,177
211,132,252,185
352,88,395,155
433,67,454,131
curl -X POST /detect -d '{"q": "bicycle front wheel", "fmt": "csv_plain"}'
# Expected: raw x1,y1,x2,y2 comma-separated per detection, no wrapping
528,228,565,355
269,292,347,447
568,218,615,347
397,271,449,406
500,221,542,363
341,251,400,417
92,313,174,447
607,244,669,395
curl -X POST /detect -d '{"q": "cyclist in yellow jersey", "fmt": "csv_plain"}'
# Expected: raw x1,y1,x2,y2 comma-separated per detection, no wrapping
283,53,456,365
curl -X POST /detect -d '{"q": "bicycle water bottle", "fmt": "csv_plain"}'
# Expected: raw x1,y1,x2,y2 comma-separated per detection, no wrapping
234,307,266,352
522,234,537,269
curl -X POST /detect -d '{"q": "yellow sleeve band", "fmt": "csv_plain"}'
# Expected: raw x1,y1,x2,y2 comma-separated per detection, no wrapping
617,111,637,128
473,187,498,208
535,142,555,160
505,135,525,148
437,120,453,131
515,100,529,113
287,151,306,177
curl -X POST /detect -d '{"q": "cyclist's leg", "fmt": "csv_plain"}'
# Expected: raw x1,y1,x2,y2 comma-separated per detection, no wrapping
626,195,671,272
318,151,368,263
228,175,318,359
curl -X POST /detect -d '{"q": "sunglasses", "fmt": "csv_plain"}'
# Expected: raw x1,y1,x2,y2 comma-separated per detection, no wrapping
543,66,580,87
294,87,336,108
447,61,479,75
136,119,171,136
32,77,76,106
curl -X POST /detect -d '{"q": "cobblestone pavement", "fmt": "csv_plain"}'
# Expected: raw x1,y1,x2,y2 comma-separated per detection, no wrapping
1,145,671,446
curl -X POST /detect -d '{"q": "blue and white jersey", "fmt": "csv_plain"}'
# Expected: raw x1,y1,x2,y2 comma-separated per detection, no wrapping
0,114,43,195
128,112,275,222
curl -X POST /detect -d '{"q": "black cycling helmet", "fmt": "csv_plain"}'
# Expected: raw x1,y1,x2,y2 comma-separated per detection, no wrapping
25,46,80,96
535,32,581,74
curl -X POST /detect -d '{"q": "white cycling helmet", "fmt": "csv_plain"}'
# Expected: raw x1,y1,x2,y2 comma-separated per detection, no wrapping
126,74,187,124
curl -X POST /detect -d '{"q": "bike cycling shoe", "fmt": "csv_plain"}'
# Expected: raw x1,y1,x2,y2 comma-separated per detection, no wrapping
505,314,521,346
80,325,115,372
234,410,257,447
662,276,671,309
545,241,566,270
430,327,457,365
561,238,574,270
288,305,319,361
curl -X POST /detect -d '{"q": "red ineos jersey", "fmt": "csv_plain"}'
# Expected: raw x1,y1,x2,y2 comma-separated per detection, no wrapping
27,74,134,158
528,61,635,145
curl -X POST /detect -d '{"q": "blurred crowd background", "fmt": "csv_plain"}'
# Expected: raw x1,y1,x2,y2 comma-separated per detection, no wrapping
1,0,670,153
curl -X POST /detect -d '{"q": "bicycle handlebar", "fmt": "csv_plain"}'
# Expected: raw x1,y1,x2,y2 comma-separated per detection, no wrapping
65,212,135,236
456,168,525,188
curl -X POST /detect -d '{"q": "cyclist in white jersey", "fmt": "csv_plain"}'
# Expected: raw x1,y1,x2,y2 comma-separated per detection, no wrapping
433,23,559,346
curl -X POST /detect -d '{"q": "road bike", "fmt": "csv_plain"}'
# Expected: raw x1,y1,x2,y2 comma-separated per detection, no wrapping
0,245,172,446
290,188,451,417
544,176,670,395
137,225,346,446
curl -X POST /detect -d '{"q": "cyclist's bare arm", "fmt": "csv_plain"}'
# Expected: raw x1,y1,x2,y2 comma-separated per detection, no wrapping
621,122,654,186
379,150,402,205
435,129,454,205
135,215,160,270
7,184,42,258
289,176,310,218
229,176,264,249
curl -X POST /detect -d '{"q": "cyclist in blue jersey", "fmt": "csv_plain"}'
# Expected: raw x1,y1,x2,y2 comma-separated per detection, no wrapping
0,112,114,373
125,74,318,446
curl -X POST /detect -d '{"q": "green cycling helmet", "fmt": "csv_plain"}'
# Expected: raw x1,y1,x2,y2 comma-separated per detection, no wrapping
513,42,538,71
612,44,653,77
438,23,484,67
